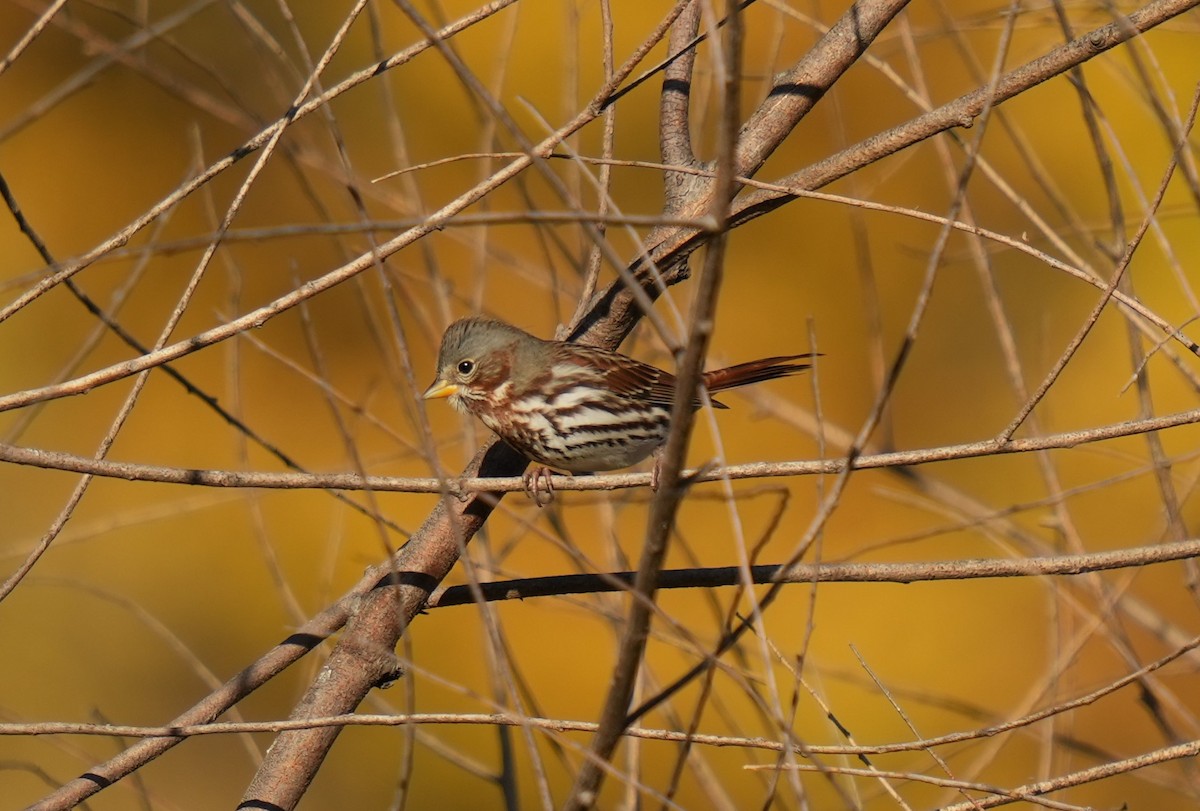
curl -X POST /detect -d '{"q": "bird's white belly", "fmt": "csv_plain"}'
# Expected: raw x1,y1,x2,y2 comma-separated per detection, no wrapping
486,398,669,472
539,435,662,472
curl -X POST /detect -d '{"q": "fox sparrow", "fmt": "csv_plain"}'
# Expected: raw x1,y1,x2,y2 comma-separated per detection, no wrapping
424,316,814,504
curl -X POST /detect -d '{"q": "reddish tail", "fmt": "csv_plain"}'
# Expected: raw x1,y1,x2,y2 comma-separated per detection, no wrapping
702,354,816,399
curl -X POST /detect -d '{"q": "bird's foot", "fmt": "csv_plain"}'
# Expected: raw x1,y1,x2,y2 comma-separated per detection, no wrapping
522,466,558,507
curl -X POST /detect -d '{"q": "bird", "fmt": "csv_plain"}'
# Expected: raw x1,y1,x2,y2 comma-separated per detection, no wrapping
423,316,815,504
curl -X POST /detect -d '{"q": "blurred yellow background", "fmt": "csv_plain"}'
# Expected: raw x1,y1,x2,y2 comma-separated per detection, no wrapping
2,1,1199,808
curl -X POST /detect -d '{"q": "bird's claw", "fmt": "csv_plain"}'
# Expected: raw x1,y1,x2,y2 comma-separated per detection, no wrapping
522,466,556,507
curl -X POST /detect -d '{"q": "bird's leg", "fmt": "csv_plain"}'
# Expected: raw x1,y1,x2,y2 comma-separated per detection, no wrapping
649,450,663,492
522,466,557,507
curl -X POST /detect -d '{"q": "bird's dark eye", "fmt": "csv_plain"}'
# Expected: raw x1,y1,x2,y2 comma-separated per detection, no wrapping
457,359,475,376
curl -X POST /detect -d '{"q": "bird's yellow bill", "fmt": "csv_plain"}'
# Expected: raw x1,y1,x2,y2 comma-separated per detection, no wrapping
423,379,459,400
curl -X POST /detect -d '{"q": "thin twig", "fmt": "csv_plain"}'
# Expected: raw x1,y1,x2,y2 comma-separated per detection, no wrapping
5,404,1199,493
